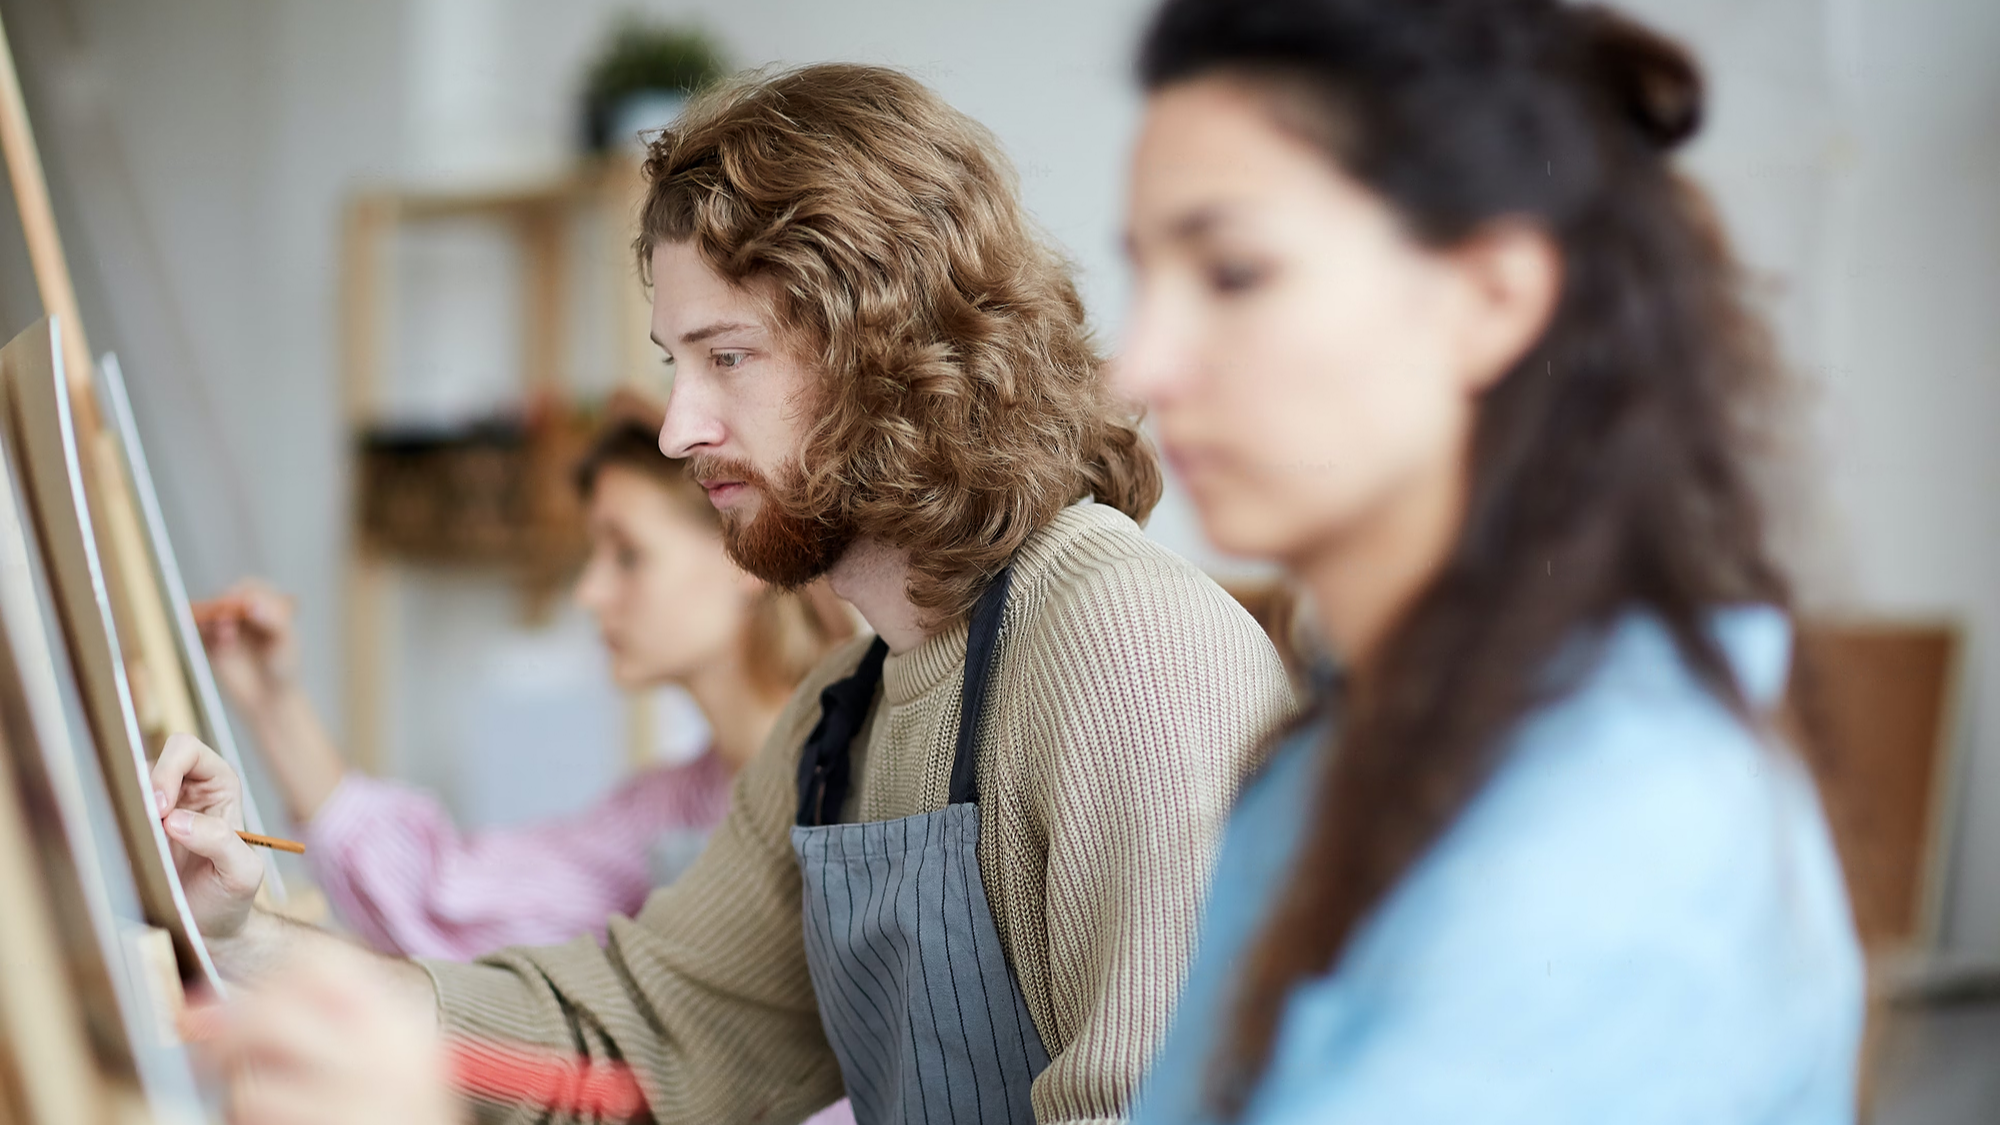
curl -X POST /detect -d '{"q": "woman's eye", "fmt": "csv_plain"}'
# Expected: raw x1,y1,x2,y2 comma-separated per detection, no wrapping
713,351,749,370
1207,261,1270,295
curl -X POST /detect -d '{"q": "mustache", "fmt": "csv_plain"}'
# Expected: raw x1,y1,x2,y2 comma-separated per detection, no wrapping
684,454,770,491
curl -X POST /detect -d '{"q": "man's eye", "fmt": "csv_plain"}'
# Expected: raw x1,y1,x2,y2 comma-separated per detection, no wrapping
714,352,748,370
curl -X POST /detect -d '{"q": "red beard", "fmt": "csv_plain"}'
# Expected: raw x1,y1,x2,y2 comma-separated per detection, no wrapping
685,454,851,588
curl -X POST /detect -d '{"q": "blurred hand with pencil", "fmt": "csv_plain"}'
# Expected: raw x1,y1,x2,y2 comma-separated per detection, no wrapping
194,578,299,715
193,580,346,823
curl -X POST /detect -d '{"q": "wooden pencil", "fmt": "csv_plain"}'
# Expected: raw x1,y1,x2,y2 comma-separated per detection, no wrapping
235,830,305,855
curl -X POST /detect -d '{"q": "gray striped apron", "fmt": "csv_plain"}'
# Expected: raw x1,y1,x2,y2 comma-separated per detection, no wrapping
790,567,1050,1125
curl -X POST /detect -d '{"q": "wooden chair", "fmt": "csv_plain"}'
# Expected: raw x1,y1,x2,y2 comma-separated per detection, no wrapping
1787,619,1965,957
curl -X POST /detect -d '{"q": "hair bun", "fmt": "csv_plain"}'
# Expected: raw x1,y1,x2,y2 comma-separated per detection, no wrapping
1576,5,1704,152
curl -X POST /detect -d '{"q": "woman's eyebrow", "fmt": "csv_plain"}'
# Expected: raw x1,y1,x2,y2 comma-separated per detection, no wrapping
1125,201,1239,259
1170,202,1233,243
1129,202,1243,256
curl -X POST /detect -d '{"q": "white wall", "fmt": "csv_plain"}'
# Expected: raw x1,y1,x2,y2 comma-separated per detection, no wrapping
11,0,2000,949
1608,0,2000,951
1809,0,2000,951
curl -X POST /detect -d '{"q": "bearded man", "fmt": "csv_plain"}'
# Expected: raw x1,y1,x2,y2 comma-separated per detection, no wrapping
155,63,1292,1125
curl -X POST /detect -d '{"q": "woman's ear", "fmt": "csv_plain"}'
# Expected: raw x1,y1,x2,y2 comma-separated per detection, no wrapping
1446,219,1563,394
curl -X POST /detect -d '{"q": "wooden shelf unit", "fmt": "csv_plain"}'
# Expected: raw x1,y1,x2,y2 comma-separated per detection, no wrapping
338,156,657,775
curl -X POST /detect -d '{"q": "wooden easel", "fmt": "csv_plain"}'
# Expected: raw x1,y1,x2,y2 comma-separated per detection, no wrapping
0,9,251,1120
0,5,197,750
0,317,220,986
0,2,285,955
0,368,198,1123
0,712,112,1123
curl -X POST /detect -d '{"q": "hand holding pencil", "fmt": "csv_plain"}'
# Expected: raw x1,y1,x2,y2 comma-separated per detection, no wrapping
150,731,269,940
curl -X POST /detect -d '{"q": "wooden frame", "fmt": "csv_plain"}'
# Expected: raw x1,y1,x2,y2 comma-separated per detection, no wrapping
0,711,105,1123
0,387,206,1122
0,318,217,988
0,396,129,1120
99,353,286,900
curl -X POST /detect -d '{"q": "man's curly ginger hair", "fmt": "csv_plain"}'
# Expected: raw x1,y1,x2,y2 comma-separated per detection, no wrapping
635,63,1162,625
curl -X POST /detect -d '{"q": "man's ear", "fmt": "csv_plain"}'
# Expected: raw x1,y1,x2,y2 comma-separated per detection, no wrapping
1446,219,1563,395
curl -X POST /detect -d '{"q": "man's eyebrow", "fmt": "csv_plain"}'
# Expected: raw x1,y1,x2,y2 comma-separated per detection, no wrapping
648,321,765,351
682,320,763,345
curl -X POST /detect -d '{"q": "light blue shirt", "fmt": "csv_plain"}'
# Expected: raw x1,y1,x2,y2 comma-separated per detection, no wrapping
1133,608,1864,1125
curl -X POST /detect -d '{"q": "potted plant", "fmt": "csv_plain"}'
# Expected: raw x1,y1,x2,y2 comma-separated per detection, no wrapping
581,17,729,152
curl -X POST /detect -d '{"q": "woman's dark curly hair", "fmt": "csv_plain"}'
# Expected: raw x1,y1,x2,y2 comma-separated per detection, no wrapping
636,63,1161,624
1138,0,1796,1113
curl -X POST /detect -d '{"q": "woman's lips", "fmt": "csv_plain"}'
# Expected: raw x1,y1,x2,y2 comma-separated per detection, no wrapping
1163,444,1217,483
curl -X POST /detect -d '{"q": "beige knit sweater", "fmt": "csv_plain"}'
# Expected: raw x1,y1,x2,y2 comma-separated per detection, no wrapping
425,504,1295,1124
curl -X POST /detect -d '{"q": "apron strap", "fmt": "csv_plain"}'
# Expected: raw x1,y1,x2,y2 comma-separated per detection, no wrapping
795,637,889,828
794,565,1013,827
949,565,1012,807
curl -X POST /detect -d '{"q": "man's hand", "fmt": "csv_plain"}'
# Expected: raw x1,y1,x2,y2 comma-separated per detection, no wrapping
193,579,300,721
186,943,460,1125
153,732,263,939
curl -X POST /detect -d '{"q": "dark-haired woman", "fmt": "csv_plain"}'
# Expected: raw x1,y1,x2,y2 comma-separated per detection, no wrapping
1116,0,1863,1121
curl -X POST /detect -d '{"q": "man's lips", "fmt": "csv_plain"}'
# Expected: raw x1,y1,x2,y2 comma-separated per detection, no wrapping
697,479,748,506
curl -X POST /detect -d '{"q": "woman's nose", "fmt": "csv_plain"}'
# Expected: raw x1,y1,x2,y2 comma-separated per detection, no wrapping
1114,290,1195,406
574,556,612,613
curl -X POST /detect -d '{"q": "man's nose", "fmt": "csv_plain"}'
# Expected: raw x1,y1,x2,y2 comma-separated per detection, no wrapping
658,374,725,458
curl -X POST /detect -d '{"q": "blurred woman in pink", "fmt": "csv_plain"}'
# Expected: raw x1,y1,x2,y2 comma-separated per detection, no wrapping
198,418,850,929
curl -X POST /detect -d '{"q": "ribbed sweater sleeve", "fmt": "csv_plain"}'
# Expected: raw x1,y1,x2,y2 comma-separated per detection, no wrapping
994,526,1295,1124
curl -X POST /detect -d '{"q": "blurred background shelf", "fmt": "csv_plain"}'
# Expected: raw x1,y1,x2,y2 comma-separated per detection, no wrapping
338,155,660,778
354,408,592,576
